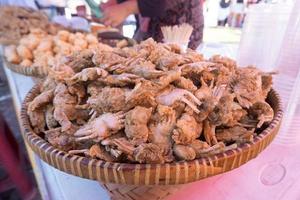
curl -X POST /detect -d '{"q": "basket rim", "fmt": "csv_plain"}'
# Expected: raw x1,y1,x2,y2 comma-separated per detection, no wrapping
21,84,283,170
3,56,47,78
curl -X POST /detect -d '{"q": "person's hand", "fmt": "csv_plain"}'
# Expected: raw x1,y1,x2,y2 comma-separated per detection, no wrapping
101,0,117,10
102,1,138,27
102,3,130,27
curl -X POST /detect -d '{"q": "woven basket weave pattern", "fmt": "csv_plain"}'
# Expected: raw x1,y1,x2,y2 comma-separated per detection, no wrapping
4,57,48,78
21,84,283,186
101,183,183,200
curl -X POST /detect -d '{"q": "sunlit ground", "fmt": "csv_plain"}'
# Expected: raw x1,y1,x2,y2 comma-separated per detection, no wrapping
203,26,242,44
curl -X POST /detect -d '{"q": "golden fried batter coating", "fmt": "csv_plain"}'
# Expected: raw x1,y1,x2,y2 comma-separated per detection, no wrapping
27,39,275,163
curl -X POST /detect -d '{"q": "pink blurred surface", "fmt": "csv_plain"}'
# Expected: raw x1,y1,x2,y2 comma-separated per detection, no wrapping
168,143,300,200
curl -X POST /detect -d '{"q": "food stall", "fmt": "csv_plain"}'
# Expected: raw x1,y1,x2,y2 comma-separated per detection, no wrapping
0,1,300,200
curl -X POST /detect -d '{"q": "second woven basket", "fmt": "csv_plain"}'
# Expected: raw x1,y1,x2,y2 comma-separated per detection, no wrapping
3,57,48,78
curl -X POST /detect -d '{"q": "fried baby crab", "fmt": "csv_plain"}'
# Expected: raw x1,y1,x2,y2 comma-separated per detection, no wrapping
87,81,156,119
173,140,235,160
28,87,54,133
67,67,108,84
124,80,158,109
180,61,217,85
125,106,152,144
109,58,165,80
74,112,125,142
172,113,203,145
126,60,165,80
248,101,274,128
156,86,202,114
216,126,255,144
92,49,126,70
79,135,165,163
44,127,77,151
208,92,246,126
230,66,276,108
103,138,165,164
149,105,176,147
69,144,115,162
87,87,127,118
26,39,277,164
48,63,75,82
148,105,177,162
53,83,89,131
195,84,227,122
99,73,140,87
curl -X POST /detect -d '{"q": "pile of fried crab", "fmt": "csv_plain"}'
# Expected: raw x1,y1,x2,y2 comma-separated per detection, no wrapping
27,38,276,164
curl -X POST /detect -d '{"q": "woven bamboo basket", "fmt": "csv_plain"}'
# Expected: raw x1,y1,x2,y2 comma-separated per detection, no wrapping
3,57,48,78
20,84,283,200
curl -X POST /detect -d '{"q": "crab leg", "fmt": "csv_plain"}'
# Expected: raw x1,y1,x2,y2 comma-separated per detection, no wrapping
89,109,94,116
184,91,202,106
236,94,252,108
200,77,214,89
125,82,142,101
108,64,121,71
213,84,226,98
101,112,126,130
116,111,126,117
112,138,135,156
180,97,200,114
257,116,273,128
75,104,89,109
54,109,72,132
203,120,218,146
75,133,97,142
237,122,257,128
74,129,93,137
74,112,125,142
89,111,98,121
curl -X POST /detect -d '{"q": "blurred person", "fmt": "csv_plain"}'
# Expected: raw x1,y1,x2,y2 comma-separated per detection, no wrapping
228,0,246,27
247,0,261,6
218,0,231,26
101,0,204,49
0,0,36,8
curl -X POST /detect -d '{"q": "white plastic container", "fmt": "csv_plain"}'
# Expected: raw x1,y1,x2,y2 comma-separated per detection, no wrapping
272,0,300,145
237,2,293,71
234,1,300,145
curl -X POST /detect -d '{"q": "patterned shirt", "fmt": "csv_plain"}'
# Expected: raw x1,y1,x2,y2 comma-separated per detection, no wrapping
134,0,204,50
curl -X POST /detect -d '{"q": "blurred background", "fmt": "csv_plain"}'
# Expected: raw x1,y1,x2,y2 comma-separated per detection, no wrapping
0,0,298,199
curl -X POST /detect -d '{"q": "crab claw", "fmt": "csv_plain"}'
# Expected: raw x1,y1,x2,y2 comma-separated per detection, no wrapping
203,120,218,146
117,73,139,81
106,64,125,72
89,109,95,116
156,88,202,114
96,68,108,76
74,112,125,142
68,68,108,83
180,96,200,114
237,118,258,128
125,82,142,102
212,84,227,100
89,109,98,121
101,111,126,131
257,115,273,128
183,90,202,106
